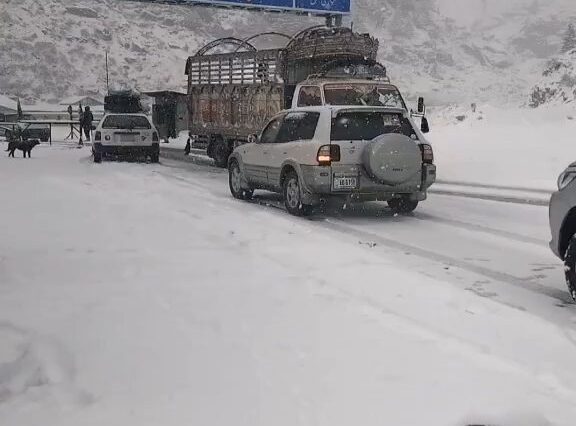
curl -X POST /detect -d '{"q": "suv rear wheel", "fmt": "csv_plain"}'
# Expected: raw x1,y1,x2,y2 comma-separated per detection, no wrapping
229,160,253,200
563,235,576,301
93,151,102,163
388,197,418,214
283,171,313,216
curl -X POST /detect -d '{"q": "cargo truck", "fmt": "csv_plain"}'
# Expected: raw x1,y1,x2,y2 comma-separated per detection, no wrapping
185,26,428,167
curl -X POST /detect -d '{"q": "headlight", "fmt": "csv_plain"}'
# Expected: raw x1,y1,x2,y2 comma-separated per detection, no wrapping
558,167,576,190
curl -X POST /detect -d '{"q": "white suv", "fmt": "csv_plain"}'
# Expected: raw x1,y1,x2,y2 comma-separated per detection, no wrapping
93,113,160,163
228,106,436,216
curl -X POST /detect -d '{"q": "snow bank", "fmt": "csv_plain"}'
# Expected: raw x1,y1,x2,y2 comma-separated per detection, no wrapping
428,104,576,190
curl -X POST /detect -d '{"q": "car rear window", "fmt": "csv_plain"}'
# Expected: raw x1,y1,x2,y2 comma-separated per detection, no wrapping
331,111,415,141
102,115,151,130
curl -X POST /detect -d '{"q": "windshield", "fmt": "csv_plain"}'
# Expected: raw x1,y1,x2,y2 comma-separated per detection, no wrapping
102,115,151,130
331,111,416,141
324,84,407,109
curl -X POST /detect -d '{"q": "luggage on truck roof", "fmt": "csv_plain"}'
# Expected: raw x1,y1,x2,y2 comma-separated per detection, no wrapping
104,89,144,114
185,26,382,87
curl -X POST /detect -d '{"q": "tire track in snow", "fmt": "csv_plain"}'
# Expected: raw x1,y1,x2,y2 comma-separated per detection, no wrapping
319,218,571,303
436,179,554,195
429,188,549,206
154,160,571,304
414,212,546,247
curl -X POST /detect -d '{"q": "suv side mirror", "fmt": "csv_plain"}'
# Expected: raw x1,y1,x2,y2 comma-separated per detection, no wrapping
421,117,430,134
417,97,425,114
247,134,259,144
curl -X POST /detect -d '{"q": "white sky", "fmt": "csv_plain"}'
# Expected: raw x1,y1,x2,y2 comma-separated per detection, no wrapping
436,0,574,27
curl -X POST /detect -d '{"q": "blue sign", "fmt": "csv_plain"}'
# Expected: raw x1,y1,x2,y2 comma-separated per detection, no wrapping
296,0,350,13
146,0,350,15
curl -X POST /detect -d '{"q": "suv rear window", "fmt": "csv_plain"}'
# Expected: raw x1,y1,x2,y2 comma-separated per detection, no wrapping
102,115,151,130
331,112,415,141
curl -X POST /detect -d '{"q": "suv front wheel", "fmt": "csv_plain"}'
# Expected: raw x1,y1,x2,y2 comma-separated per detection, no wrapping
283,171,313,216
229,160,253,200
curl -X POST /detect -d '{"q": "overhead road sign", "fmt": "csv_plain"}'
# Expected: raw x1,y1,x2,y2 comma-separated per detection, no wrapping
130,0,351,16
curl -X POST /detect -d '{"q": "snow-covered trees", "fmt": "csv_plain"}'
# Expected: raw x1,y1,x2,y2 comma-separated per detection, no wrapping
528,22,576,107
561,23,576,54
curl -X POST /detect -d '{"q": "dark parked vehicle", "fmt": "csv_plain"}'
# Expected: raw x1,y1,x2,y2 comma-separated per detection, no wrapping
21,123,51,142
549,163,576,300
3,122,50,142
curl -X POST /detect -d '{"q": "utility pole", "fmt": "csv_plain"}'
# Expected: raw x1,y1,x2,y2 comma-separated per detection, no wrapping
105,51,110,94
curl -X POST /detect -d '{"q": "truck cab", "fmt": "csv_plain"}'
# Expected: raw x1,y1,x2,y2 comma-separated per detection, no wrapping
292,79,407,110
292,79,429,134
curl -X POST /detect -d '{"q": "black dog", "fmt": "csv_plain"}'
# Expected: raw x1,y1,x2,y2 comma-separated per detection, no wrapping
6,140,40,158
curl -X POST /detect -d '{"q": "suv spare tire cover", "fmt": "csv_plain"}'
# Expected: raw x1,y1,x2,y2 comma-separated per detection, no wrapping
362,133,421,185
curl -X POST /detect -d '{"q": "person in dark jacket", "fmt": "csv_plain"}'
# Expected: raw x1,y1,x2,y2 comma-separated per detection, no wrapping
78,105,84,144
184,132,191,155
81,106,94,141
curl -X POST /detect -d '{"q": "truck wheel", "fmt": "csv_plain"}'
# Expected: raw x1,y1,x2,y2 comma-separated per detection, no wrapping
283,171,313,216
229,160,253,200
150,152,159,163
388,197,418,214
213,139,230,168
564,235,576,301
93,151,102,163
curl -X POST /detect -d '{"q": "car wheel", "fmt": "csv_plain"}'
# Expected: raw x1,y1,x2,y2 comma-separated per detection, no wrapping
150,152,159,163
564,235,576,301
388,197,418,214
229,160,253,200
93,151,102,163
283,171,313,216
213,139,230,168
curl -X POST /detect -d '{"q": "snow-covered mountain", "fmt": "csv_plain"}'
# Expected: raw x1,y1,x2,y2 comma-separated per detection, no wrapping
0,0,575,106
358,0,576,105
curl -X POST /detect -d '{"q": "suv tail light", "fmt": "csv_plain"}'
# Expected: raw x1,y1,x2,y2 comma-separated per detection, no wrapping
94,131,101,141
420,144,433,164
152,132,159,142
317,145,340,166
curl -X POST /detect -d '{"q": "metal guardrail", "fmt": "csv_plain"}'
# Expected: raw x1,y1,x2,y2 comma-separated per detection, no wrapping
0,120,93,145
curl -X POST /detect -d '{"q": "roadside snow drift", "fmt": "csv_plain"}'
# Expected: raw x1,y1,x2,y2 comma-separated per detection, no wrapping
1,145,576,425
428,104,576,190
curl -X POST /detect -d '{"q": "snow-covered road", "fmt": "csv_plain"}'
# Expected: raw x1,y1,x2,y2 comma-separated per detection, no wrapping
2,144,576,426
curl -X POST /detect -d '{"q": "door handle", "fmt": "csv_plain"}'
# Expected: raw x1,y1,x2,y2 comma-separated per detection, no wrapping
263,151,269,155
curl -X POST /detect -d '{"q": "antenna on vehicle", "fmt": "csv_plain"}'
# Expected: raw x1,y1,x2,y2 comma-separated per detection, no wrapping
105,51,110,95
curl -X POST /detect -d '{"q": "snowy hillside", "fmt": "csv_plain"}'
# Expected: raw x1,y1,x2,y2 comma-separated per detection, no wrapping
0,0,575,105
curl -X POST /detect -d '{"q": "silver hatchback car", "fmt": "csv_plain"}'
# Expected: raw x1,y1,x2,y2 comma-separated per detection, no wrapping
549,162,576,300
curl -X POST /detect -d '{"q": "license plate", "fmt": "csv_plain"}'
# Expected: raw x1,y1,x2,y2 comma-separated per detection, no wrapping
333,176,357,190
118,134,136,142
